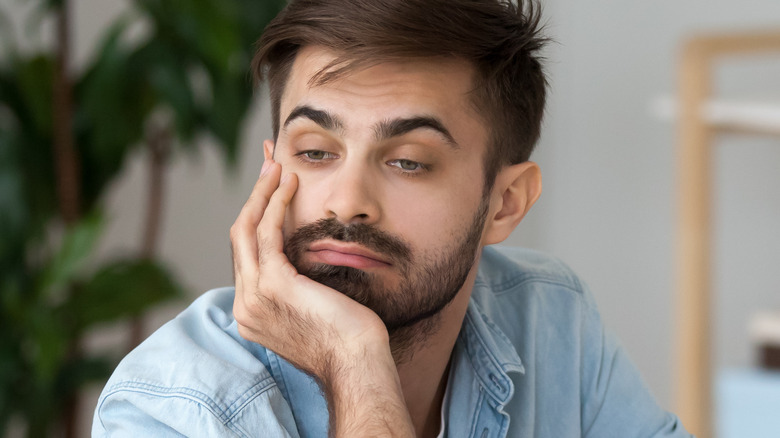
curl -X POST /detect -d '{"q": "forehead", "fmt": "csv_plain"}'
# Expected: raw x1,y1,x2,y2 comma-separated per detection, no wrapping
279,46,487,145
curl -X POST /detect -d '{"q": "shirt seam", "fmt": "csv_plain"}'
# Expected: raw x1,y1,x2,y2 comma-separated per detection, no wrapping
99,376,277,432
482,274,580,294
225,376,279,422
478,275,596,315
476,264,585,296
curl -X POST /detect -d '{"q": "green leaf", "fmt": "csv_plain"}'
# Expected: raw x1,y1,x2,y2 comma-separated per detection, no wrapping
77,19,148,207
0,129,29,263
27,308,70,385
66,258,183,331
139,0,241,71
37,211,103,299
205,71,250,165
55,355,113,397
0,326,25,400
16,55,54,135
1,55,60,237
144,40,198,141
233,0,288,46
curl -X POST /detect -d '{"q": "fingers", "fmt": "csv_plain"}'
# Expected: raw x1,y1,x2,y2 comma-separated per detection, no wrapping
230,159,281,278
257,172,299,254
241,160,281,228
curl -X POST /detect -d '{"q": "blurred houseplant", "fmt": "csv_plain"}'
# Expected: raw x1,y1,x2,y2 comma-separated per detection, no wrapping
0,0,285,436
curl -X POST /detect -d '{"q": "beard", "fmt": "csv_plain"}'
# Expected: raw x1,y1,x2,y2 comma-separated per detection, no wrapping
283,198,489,360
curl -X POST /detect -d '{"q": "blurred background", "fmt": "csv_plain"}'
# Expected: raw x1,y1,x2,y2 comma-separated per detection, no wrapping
1,0,779,437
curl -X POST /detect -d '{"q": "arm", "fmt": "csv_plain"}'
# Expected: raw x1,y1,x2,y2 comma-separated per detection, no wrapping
230,160,415,437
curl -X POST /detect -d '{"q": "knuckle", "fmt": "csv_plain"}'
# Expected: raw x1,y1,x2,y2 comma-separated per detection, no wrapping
236,324,252,341
229,223,240,241
232,299,248,324
234,306,256,330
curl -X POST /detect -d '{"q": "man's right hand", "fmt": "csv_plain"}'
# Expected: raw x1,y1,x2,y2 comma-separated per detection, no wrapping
229,159,415,437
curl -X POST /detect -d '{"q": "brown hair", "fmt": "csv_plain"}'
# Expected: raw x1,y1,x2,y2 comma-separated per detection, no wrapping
252,0,548,188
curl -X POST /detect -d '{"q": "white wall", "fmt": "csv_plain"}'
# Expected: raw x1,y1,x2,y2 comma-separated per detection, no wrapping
4,0,780,435
523,0,780,410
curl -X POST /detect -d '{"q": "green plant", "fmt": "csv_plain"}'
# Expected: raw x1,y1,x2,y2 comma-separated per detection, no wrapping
0,0,285,435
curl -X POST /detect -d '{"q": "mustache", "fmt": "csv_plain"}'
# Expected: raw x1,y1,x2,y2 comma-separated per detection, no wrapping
284,218,412,264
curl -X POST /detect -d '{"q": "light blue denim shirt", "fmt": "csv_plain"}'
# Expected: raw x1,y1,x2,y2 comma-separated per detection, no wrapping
93,246,691,437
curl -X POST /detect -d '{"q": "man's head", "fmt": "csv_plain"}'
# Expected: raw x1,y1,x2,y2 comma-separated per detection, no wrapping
251,0,547,355
253,0,548,189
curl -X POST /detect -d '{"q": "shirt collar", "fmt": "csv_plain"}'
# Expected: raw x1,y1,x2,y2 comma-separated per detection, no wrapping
457,277,525,406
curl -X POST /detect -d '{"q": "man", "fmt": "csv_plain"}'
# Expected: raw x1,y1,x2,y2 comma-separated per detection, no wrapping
94,0,691,436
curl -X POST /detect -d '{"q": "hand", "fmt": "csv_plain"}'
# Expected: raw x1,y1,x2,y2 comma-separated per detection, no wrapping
231,159,387,373
230,159,415,436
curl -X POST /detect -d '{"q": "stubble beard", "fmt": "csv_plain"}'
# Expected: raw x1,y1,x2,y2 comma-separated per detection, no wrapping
283,199,489,363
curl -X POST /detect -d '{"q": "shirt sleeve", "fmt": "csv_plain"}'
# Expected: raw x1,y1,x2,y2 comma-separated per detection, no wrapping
578,292,693,438
92,380,300,438
91,288,303,438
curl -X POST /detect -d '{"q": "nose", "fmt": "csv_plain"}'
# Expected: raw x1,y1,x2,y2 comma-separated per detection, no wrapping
323,162,381,224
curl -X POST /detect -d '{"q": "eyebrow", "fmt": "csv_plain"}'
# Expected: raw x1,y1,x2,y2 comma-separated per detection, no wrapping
283,105,345,134
282,104,458,149
374,116,459,149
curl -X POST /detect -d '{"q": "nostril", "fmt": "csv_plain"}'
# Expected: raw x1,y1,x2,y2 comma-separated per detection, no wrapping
346,213,370,225
323,179,381,224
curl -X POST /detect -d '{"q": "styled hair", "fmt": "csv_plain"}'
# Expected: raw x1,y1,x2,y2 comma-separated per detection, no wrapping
252,0,548,187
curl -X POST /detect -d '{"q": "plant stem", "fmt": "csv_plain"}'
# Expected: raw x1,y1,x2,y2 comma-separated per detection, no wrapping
129,121,172,350
52,0,80,225
53,2,83,437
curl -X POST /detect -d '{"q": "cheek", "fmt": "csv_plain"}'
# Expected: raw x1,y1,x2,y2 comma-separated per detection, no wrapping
283,172,322,231
385,189,475,249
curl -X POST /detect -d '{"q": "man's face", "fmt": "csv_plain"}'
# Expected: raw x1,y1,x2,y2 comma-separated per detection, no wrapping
272,46,492,334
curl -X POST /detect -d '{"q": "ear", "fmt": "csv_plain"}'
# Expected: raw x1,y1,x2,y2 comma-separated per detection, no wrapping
482,161,542,245
263,139,276,161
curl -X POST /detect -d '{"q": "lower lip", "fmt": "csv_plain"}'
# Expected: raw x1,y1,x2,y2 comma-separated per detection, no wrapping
307,249,390,270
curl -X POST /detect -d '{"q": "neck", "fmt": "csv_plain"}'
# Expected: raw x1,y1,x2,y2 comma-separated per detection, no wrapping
393,264,479,437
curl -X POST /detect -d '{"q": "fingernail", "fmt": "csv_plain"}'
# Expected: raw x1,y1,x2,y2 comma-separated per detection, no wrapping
261,160,271,176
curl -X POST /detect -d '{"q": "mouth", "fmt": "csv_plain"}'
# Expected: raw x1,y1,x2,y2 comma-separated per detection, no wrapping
306,240,392,270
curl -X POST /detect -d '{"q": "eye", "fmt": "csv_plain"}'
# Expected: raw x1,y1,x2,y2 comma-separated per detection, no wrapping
295,150,338,163
388,159,428,173
398,159,420,171
301,150,332,160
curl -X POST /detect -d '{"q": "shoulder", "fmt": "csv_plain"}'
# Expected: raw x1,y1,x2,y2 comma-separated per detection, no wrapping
93,287,297,437
469,246,605,398
471,247,692,437
477,246,586,292
474,246,597,314
470,246,600,378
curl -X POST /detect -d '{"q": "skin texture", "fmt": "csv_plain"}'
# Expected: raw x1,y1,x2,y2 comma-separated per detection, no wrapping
230,46,542,437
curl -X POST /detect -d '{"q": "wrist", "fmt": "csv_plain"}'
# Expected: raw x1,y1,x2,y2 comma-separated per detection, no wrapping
318,344,413,437
319,339,397,393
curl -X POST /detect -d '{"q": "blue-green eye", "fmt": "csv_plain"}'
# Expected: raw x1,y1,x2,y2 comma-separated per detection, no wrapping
303,150,329,160
399,160,419,170
294,150,338,167
388,159,427,173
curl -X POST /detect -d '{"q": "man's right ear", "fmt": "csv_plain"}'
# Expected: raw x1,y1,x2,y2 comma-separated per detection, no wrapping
263,140,275,161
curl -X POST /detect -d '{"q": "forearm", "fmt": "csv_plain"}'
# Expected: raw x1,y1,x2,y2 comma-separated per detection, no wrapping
322,345,415,438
